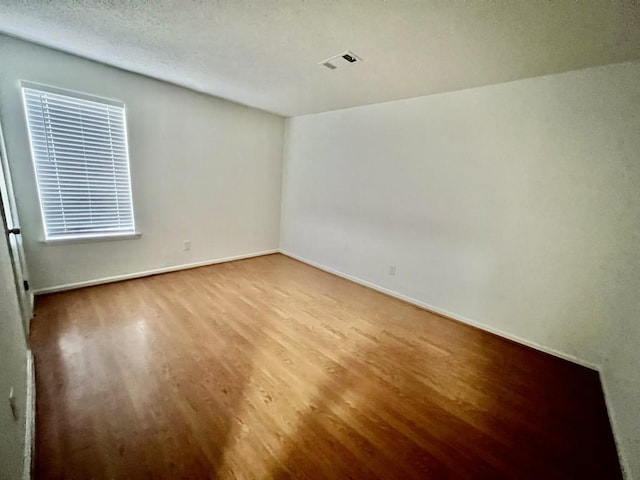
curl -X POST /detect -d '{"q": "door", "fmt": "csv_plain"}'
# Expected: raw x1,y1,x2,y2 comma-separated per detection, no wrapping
0,119,32,338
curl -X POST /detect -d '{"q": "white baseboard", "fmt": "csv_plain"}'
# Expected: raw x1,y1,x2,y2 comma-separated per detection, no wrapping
280,249,599,371
33,249,279,295
23,350,35,480
600,373,631,479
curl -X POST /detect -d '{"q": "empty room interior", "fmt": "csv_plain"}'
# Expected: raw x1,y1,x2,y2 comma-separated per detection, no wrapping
1,1,639,479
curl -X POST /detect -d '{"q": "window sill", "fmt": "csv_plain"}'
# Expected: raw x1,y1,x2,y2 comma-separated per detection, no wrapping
41,232,142,246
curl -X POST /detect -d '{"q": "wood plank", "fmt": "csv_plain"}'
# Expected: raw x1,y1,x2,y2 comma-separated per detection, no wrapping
31,253,622,479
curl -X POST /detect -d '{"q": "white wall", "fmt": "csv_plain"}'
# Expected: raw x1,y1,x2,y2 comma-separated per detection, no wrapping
601,247,640,477
603,324,640,479
0,34,285,291
281,62,640,474
0,229,29,479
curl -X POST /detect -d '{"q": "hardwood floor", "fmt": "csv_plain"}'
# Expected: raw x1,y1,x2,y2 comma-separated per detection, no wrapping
31,253,621,479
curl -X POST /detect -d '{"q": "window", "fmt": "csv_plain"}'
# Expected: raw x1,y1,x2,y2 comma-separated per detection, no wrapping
21,82,136,242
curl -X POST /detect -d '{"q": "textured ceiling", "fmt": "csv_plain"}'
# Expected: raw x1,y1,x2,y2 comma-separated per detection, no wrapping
1,1,639,116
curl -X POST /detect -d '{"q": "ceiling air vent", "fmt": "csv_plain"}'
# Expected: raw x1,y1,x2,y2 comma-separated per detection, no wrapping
320,50,363,70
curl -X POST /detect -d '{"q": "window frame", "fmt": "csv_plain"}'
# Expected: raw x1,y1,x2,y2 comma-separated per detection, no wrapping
20,81,140,244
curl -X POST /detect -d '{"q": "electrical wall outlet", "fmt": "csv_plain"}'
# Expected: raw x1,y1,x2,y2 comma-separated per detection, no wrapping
389,265,397,276
183,240,191,251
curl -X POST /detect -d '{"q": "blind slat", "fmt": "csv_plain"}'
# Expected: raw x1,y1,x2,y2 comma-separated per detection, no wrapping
29,128,127,146
27,120,125,139
25,94,125,121
25,91,123,114
31,152,129,166
27,110,125,131
31,142,128,157
36,172,131,182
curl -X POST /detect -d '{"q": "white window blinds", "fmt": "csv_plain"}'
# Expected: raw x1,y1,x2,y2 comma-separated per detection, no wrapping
22,83,135,241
